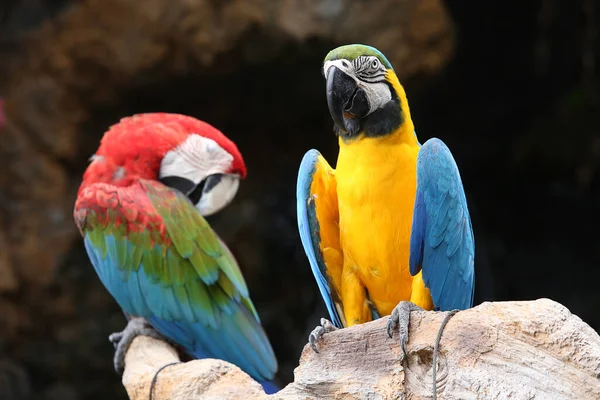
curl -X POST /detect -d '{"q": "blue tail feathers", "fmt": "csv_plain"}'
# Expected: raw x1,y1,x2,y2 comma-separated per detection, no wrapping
258,380,279,394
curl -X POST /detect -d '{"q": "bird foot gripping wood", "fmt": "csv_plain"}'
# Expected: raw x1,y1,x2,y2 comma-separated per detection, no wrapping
387,301,460,400
109,317,169,375
308,318,338,353
110,318,182,400
386,301,424,358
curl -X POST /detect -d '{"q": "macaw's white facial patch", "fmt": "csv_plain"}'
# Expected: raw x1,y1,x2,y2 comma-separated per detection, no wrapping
159,134,234,185
362,82,392,113
323,59,354,77
195,174,240,216
160,134,241,216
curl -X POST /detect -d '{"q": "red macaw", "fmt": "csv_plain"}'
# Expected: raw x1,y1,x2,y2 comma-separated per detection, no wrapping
74,113,278,393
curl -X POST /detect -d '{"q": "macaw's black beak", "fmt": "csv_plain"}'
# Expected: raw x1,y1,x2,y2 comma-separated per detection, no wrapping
325,66,370,134
160,175,195,196
160,173,230,209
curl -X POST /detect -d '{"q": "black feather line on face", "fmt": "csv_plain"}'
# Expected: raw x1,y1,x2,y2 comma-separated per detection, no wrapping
353,56,387,83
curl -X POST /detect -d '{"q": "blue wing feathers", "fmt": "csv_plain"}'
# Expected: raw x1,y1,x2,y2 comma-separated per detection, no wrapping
83,234,277,383
127,266,149,315
409,190,425,276
409,138,475,311
296,149,343,328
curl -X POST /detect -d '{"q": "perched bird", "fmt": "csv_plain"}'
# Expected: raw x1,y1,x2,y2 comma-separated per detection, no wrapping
74,113,278,393
297,44,475,355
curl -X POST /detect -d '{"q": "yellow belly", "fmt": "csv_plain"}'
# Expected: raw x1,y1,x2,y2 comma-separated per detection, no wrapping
336,135,433,322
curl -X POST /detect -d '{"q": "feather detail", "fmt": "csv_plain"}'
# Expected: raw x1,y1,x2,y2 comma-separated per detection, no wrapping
74,179,277,381
409,138,475,311
296,149,346,328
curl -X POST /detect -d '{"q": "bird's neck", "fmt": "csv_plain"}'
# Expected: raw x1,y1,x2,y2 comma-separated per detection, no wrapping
78,155,158,196
340,73,418,147
337,77,419,174
386,74,418,146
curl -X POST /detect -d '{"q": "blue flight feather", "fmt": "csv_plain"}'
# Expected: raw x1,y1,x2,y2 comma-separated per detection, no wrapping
409,138,475,311
296,149,344,328
83,235,278,392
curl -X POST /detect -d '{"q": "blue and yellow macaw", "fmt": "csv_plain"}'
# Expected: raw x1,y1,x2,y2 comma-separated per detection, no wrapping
297,44,475,353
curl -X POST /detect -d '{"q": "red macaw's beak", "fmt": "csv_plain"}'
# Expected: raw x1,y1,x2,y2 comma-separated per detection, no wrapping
325,66,370,136
160,173,240,217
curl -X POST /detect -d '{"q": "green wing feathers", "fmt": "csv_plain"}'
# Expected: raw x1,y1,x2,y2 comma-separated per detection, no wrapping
77,179,276,380
141,180,253,314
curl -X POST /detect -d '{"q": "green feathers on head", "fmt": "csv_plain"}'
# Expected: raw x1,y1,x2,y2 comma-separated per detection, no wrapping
324,44,393,70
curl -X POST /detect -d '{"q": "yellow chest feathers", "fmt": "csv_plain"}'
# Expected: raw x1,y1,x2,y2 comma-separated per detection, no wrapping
335,134,426,312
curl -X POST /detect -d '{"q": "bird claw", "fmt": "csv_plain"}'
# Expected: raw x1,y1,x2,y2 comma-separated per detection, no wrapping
387,301,423,359
308,318,338,354
109,317,166,375
108,331,123,349
386,315,397,339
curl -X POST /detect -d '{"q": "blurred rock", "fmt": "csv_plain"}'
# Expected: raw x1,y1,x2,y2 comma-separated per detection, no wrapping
0,224,18,292
0,98,4,129
0,358,32,400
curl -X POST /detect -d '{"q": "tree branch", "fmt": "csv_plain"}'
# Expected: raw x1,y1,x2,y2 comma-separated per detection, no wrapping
122,299,600,399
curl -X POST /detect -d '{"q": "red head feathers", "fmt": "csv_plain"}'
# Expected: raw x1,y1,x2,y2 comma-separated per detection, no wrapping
79,113,246,194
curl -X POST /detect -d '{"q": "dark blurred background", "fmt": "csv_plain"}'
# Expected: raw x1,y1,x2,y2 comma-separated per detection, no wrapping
0,0,598,399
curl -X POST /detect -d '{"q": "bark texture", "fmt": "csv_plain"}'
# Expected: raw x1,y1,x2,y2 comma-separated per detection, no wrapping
122,299,600,400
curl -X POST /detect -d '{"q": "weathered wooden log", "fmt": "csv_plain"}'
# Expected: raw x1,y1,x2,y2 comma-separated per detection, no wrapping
122,299,600,399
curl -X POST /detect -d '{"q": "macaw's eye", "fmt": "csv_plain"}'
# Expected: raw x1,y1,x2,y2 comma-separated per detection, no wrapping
372,59,379,69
